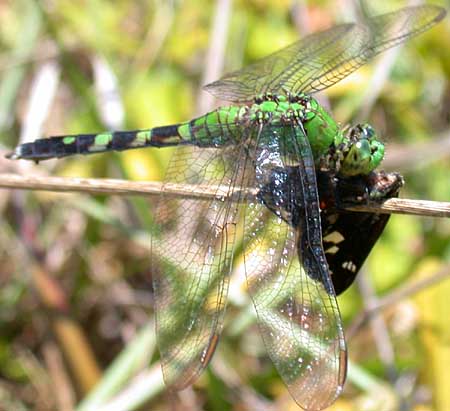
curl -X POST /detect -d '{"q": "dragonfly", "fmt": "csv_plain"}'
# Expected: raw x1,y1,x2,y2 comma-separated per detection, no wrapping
7,5,445,411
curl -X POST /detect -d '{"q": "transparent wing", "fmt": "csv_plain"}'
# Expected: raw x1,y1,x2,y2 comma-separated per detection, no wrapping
244,124,346,410
151,128,250,388
204,5,445,102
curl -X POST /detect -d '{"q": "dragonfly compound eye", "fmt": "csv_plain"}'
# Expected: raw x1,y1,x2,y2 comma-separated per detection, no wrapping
362,124,376,139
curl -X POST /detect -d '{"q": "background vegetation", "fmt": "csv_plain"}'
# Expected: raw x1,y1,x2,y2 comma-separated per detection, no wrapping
0,0,449,410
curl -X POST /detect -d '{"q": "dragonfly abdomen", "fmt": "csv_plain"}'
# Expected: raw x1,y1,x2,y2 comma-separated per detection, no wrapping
6,128,179,161
7,107,245,161
177,106,244,147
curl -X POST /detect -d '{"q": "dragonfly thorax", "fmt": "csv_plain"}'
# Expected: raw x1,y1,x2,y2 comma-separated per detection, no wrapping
250,93,312,124
246,94,346,162
253,91,310,105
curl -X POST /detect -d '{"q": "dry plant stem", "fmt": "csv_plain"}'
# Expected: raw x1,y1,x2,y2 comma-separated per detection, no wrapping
197,0,231,114
0,173,449,218
356,273,397,383
42,341,76,411
32,264,102,393
347,265,450,339
345,198,450,218
383,131,450,171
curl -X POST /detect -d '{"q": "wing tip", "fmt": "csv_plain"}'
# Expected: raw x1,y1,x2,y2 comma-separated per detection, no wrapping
409,4,447,25
433,6,447,23
291,383,344,411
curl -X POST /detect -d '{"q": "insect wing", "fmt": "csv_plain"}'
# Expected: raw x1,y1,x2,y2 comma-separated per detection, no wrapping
205,5,445,102
151,127,250,389
244,125,346,410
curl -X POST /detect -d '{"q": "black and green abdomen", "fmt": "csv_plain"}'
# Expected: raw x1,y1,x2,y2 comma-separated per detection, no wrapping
6,106,244,161
6,129,171,161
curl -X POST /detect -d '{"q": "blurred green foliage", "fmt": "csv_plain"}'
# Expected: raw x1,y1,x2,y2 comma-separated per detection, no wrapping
0,1,449,410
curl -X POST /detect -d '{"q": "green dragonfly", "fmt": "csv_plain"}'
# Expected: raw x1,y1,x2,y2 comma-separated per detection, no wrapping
7,5,445,410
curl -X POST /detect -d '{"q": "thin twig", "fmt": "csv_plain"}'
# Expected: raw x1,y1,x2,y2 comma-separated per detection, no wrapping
383,130,450,171
0,173,252,201
356,272,398,383
197,0,231,114
347,264,450,339
344,198,450,218
1,173,449,218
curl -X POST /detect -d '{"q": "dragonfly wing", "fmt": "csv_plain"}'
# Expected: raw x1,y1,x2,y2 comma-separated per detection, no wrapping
151,134,249,389
244,124,346,410
205,5,445,102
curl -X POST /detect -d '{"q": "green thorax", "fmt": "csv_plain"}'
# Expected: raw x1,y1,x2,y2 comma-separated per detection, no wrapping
247,94,344,158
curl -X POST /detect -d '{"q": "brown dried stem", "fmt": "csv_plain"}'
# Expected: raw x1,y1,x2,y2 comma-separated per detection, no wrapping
0,173,449,218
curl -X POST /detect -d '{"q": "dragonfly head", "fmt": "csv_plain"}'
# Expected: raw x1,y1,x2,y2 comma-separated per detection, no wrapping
339,123,385,177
